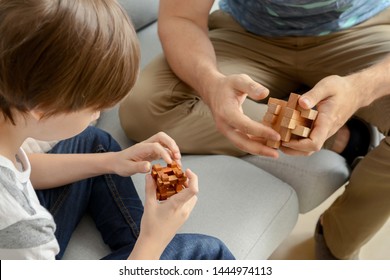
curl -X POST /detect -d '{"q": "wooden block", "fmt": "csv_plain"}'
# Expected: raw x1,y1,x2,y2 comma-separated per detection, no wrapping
263,112,278,124
168,175,178,184
298,106,318,120
176,184,185,192
267,102,282,115
163,181,170,188
286,93,300,108
173,168,184,178
279,126,292,142
151,161,187,201
268,97,287,107
159,185,167,194
262,92,318,148
178,177,186,184
162,167,171,173
281,116,297,129
266,139,280,148
291,125,311,137
283,107,301,120
167,190,176,197
168,162,178,168
153,164,163,171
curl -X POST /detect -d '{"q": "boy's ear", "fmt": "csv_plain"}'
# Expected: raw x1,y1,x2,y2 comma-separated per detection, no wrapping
29,109,45,121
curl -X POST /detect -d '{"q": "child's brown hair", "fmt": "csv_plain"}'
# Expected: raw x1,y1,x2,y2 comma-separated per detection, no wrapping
0,0,140,123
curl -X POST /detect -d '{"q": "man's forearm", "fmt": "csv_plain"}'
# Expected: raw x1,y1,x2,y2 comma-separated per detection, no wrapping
159,17,222,104
347,55,390,107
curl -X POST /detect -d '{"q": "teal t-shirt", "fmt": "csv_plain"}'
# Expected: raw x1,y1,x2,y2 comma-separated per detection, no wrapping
219,0,390,36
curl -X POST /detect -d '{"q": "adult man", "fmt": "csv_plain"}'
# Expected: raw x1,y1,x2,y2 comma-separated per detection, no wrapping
119,0,390,259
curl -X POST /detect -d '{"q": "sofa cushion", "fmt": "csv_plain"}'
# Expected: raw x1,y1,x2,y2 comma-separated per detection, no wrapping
118,0,159,31
243,150,350,213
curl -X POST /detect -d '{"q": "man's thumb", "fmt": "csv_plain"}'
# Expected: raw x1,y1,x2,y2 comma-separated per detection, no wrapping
246,83,269,101
299,89,322,109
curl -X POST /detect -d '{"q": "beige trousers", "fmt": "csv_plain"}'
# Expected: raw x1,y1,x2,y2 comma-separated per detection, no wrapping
119,9,390,259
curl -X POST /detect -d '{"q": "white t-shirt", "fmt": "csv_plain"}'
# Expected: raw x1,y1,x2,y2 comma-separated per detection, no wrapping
0,148,59,259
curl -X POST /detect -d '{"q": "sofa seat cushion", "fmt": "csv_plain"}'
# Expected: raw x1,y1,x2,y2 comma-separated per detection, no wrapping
243,150,350,213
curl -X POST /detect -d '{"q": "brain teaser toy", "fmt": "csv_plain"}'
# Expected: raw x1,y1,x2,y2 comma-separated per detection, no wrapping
262,93,318,148
151,161,187,200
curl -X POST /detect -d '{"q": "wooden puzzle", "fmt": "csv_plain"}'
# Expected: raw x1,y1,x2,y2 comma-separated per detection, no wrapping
262,93,318,148
151,161,187,200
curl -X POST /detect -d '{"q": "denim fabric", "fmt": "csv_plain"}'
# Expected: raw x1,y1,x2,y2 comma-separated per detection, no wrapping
36,126,234,260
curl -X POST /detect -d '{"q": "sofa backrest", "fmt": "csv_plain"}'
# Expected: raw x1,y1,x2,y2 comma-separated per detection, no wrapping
118,0,159,31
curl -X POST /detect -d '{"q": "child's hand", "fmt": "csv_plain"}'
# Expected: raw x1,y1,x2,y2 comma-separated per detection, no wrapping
109,132,181,176
128,169,198,259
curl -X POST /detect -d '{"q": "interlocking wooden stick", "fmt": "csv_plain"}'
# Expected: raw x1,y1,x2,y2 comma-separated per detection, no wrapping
262,93,318,148
151,161,187,200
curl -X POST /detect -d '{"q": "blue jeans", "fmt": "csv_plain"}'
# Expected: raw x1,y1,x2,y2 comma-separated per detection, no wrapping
36,126,235,260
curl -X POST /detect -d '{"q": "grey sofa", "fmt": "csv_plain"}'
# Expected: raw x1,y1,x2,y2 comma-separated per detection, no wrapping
63,0,352,260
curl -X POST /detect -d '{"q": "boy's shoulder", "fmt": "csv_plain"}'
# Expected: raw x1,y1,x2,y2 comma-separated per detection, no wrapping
0,162,36,228
0,162,59,260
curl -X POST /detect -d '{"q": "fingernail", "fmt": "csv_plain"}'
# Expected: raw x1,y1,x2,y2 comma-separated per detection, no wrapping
300,97,311,107
272,134,280,141
144,162,151,172
255,87,267,97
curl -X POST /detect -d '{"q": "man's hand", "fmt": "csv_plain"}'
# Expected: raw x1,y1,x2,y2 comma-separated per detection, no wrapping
281,75,363,155
205,73,281,157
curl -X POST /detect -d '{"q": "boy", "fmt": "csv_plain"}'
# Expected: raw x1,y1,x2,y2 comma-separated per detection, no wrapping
0,0,234,260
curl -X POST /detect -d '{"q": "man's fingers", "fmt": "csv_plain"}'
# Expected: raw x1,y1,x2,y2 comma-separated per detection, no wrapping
227,109,280,142
299,85,332,110
223,125,279,157
230,74,269,101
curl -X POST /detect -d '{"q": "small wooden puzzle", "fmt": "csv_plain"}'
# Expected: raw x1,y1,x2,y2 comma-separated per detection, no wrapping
151,161,187,200
262,93,318,148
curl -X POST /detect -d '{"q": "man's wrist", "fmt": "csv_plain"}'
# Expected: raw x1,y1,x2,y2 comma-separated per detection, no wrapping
198,71,225,106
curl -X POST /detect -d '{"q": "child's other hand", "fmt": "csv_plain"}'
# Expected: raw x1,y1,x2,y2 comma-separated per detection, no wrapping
141,132,182,163
137,169,198,257
109,132,181,176
143,169,198,235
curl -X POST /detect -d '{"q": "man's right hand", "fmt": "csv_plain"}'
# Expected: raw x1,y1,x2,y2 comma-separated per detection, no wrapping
205,73,281,157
